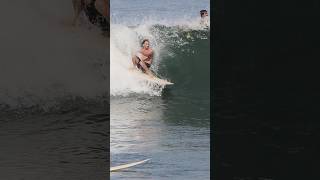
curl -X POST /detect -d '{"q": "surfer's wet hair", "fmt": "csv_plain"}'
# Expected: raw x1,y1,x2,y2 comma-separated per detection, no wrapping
141,39,149,46
200,10,207,16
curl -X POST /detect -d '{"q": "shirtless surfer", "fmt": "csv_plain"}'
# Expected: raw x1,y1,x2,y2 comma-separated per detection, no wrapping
132,39,155,77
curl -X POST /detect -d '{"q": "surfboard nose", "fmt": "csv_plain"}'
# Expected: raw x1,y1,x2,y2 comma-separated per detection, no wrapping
110,158,151,172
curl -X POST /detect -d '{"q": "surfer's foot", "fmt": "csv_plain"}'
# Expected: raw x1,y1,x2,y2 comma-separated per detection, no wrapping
146,71,155,78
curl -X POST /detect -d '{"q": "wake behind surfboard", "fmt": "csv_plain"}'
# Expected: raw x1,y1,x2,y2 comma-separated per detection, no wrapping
110,159,151,172
128,68,173,86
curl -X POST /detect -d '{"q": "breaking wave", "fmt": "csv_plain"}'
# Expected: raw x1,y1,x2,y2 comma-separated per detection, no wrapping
110,19,210,96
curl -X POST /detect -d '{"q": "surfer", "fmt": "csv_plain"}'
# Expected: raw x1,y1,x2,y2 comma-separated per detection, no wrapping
72,0,109,33
200,9,209,27
132,39,155,77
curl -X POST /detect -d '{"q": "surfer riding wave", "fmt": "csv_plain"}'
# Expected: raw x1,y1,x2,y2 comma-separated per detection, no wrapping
110,18,208,96
132,39,154,77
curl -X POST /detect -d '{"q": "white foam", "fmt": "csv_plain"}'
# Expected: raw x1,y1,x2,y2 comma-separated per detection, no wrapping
110,24,165,96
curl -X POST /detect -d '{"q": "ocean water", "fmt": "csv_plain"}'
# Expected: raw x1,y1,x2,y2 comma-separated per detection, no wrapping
110,0,210,179
0,0,109,179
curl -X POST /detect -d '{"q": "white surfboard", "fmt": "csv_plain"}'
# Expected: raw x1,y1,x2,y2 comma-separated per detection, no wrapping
110,159,151,172
129,68,173,86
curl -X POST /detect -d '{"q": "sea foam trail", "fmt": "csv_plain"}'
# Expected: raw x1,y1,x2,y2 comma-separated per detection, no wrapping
110,19,209,97
0,0,108,110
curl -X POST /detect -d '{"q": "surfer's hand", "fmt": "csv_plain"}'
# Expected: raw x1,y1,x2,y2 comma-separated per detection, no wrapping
144,59,151,64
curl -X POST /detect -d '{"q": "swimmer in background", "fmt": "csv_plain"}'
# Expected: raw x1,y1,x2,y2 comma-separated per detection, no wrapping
200,9,209,27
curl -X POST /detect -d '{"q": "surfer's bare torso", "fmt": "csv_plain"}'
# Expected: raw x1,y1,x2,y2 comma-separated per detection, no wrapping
136,48,153,66
132,39,154,77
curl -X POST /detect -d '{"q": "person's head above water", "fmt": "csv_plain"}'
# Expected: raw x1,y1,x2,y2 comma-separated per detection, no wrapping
200,10,208,18
141,39,150,49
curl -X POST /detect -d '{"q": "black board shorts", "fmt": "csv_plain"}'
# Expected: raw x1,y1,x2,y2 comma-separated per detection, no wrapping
136,56,151,72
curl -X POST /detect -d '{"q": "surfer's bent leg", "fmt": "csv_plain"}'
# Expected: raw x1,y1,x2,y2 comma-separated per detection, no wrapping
138,60,154,77
132,56,139,67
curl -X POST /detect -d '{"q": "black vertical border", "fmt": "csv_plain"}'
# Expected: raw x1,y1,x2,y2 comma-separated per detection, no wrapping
212,0,320,179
